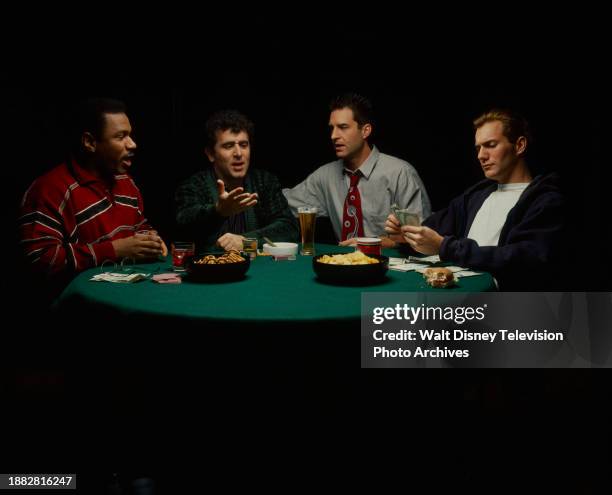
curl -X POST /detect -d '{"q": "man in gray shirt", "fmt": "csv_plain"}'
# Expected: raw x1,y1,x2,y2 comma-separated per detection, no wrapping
283,93,431,247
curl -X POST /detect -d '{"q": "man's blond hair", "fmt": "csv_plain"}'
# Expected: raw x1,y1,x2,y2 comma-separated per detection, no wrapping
473,109,532,145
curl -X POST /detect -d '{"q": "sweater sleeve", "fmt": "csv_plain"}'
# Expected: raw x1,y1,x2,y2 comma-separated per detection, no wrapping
18,179,117,276
244,172,299,243
175,173,226,239
423,195,463,237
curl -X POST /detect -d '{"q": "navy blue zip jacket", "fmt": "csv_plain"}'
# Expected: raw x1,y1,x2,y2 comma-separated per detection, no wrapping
423,173,565,290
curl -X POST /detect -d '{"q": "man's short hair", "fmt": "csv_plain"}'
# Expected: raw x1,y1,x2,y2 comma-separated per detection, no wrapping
205,110,254,150
70,98,127,152
329,93,374,128
473,109,532,145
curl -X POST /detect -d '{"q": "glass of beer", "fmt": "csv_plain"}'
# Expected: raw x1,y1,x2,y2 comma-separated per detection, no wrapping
242,237,258,259
298,206,317,255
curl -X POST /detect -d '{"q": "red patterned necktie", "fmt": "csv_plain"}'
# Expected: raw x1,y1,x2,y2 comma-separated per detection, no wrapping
341,171,365,241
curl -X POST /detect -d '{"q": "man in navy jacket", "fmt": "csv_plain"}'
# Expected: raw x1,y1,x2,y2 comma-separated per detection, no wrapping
386,109,564,290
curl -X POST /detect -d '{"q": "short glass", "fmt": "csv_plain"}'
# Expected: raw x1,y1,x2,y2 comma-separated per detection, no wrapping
171,242,195,271
242,237,258,259
297,206,317,255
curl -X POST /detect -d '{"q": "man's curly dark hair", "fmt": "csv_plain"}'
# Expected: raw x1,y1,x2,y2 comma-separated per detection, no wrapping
205,110,254,150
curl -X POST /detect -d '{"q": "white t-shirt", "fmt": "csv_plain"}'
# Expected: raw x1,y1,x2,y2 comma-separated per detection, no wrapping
467,183,530,247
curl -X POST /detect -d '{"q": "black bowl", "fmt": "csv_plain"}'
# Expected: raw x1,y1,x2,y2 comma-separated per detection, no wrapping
312,253,389,285
184,253,250,282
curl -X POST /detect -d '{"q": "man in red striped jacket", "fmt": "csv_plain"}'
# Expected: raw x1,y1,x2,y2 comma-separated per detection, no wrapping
19,98,167,286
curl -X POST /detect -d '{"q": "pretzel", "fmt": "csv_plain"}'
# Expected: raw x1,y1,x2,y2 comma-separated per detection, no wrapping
194,250,245,265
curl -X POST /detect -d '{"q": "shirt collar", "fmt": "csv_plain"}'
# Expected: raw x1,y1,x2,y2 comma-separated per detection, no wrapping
341,145,379,180
69,157,125,187
497,182,530,192
69,157,102,185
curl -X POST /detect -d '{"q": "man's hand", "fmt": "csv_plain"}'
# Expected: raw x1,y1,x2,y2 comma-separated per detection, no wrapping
216,233,245,252
339,236,396,248
384,213,407,245
215,180,258,217
380,236,397,248
384,213,401,235
112,233,165,260
401,225,444,255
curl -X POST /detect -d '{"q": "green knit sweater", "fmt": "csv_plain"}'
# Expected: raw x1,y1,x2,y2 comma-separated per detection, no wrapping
175,168,299,250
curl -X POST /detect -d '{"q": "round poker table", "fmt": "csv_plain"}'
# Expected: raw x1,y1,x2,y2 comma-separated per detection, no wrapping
49,244,497,406
55,244,496,325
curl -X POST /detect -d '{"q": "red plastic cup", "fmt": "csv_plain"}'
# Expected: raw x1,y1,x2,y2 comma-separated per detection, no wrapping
355,237,382,256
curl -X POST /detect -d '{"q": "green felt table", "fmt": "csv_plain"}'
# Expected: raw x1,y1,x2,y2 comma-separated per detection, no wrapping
56,244,495,324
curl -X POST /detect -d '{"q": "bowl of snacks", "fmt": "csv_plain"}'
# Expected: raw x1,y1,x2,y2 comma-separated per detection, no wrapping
312,251,389,285
185,250,250,282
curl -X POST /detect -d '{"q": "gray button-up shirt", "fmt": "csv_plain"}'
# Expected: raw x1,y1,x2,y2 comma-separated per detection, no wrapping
283,146,431,239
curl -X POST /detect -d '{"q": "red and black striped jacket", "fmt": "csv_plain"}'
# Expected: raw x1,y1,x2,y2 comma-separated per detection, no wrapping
19,159,152,277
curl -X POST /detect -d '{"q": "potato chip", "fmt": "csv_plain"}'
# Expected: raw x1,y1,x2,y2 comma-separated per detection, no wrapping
318,251,379,265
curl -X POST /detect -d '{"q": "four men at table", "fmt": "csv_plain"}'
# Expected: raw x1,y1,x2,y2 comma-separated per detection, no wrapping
19,96,564,292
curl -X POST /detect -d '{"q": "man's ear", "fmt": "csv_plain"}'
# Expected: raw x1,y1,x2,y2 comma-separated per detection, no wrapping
82,132,96,153
205,148,215,163
515,136,527,156
361,123,372,140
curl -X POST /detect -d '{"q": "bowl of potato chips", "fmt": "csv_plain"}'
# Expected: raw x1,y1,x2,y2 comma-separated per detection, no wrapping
185,250,250,282
312,251,389,285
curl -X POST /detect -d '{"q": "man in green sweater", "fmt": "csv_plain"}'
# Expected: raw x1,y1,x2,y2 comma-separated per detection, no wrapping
175,110,298,251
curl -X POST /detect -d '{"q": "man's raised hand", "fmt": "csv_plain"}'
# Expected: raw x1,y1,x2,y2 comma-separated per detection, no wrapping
215,179,258,217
